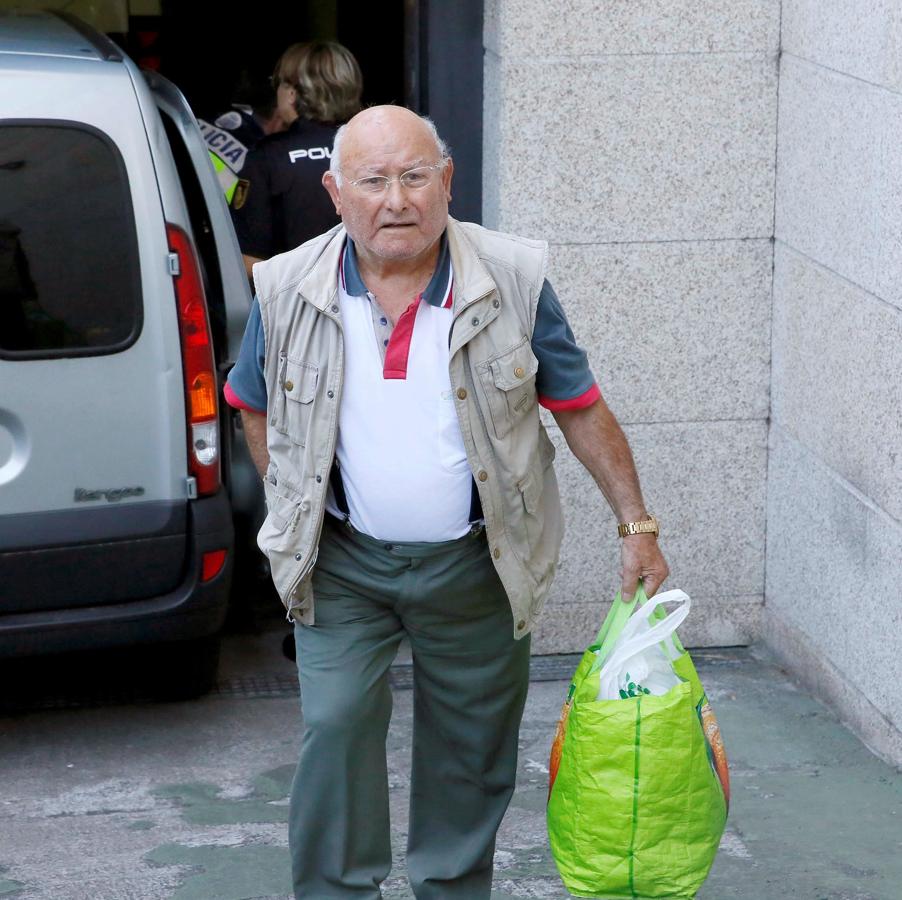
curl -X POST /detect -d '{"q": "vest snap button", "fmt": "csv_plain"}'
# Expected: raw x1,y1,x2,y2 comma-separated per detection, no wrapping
315,475,322,483
284,380,294,392
331,304,339,313
517,619,526,630
514,366,525,378
493,547,501,559
478,470,488,482
456,388,467,400
471,317,479,326
295,553,302,561
493,299,500,308
327,390,334,399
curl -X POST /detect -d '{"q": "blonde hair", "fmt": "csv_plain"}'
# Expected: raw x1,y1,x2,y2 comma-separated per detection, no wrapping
273,42,363,125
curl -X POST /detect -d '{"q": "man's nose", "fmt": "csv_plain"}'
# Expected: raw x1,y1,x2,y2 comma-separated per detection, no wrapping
384,178,409,209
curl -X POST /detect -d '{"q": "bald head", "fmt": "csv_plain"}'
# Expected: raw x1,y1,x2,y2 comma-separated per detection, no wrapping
329,106,448,184
321,105,454,267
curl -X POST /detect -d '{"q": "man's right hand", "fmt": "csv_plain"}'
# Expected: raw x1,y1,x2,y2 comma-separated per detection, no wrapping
620,533,669,603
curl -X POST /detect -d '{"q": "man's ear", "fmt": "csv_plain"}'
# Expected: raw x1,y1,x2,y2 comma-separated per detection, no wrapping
322,171,342,215
441,157,454,203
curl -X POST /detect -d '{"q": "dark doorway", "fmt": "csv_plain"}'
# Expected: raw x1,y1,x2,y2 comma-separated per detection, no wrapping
150,1,405,117
126,0,483,222
404,0,484,223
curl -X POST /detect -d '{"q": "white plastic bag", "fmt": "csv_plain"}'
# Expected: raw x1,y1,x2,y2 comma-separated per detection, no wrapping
595,590,691,700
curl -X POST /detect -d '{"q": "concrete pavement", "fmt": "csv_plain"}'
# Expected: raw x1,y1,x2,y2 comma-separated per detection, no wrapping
0,606,900,900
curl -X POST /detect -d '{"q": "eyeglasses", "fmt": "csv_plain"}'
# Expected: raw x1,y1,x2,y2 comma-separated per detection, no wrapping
346,162,446,194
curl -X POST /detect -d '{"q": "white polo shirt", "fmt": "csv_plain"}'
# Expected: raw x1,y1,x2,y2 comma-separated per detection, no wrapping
224,233,602,541
326,241,474,542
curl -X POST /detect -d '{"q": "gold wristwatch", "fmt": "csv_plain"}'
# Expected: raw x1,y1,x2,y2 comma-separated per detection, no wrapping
617,514,659,538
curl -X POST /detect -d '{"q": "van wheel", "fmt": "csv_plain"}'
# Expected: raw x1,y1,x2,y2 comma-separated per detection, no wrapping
151,635,221,701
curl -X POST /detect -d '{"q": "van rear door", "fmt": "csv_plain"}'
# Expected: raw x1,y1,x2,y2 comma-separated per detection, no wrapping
140,71,262,529
141,71,253,367
0,49,189,613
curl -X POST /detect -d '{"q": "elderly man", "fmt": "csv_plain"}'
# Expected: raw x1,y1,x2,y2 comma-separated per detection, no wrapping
225,105,668,899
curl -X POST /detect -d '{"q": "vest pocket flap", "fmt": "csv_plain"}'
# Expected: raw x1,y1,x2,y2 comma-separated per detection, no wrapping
476,337,539,441
282,360,318,404
517,470,542,516
489,340,538,391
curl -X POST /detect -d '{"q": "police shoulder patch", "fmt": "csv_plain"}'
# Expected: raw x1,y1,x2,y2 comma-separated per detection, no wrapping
232,179,250,210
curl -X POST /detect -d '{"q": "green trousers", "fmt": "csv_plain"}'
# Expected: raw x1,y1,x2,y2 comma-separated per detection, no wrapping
290,515,531,899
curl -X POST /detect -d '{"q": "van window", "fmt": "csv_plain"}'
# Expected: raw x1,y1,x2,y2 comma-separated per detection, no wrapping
0,123,141,358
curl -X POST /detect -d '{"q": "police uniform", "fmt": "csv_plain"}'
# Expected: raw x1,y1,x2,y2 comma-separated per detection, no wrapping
198,106,263,204
231,117,341,259
211,106,264,149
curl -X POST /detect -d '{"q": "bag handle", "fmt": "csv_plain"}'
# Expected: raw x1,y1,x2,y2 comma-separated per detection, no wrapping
592,591,690,678
613,591,690,658
592,582,646,667
649,592,687,656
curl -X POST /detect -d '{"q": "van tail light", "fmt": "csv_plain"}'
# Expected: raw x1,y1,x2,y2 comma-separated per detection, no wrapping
202,549,228,582
166,223,220,497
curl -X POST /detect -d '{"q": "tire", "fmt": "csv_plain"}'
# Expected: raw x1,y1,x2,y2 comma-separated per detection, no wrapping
281,631,296,662
150,634,221,701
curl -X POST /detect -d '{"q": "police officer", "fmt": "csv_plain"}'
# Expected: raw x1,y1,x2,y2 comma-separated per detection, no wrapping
231,42,363,278
199,77,288,204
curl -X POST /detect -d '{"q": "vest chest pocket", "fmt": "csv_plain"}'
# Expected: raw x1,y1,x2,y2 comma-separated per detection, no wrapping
476,337,539,441
273,355,318,447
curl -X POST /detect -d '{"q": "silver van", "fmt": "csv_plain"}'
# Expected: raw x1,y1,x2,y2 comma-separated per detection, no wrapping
0,10,259,697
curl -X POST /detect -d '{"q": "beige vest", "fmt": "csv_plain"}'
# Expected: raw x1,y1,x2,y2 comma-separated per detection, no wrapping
253,217,564,638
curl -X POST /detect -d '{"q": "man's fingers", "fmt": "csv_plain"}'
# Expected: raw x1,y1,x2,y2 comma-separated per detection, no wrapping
621,572,639,603
642,560,671,599
620,537,669,603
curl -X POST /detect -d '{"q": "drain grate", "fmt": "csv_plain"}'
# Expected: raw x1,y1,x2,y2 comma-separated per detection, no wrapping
1,649,751,710
213,674,300,699
528,654,583,682
215,654,584,699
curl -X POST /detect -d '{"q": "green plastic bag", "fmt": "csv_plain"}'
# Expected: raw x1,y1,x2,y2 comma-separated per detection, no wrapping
547,586,729,899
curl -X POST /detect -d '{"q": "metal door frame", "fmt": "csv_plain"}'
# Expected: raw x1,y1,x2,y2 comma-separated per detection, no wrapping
405,0,483,224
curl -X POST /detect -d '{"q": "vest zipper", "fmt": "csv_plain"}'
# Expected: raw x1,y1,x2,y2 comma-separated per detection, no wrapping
447,290,498,540
458,346,497,541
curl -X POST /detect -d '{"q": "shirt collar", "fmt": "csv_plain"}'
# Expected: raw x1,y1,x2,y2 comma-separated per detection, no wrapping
341,233,452,308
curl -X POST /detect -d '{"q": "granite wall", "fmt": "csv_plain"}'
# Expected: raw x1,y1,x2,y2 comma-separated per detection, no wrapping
483,1,781,650
766,1,902,765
